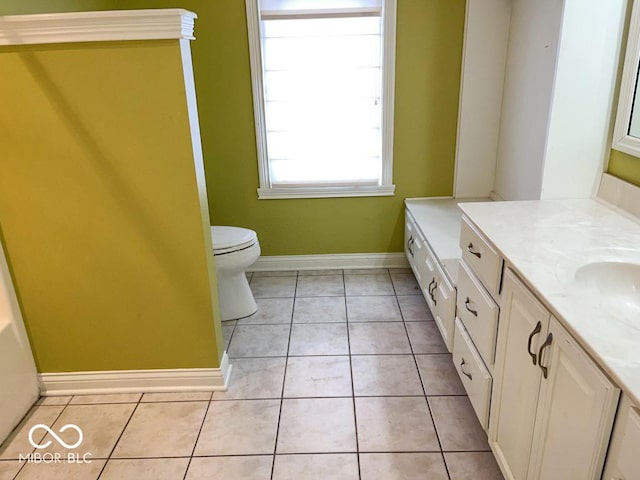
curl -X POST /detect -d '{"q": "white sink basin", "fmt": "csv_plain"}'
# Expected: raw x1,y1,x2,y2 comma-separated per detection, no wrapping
574,261,640,312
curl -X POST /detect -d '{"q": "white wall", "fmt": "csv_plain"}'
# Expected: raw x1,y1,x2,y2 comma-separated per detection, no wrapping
453,0,511,198
491,0,627,201
492,0,563,201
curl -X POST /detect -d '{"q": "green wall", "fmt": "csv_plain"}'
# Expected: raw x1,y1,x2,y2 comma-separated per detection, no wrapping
1,1,465,255
107,0,465,255
609,149,640,186
203,0,465,254
0,0,465,373
0,41,222,372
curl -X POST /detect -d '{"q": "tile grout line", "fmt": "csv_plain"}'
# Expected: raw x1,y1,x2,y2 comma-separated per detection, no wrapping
95,394,143,479
181,391,215,480
8,401,71,480
344,269,362,480
390,276,453,480
268,270,297,480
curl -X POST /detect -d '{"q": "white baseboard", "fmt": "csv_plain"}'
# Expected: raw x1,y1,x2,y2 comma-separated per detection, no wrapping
250,253,409,271
39,351,232,396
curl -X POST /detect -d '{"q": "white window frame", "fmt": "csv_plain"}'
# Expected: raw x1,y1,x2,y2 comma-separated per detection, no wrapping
245,0,397,199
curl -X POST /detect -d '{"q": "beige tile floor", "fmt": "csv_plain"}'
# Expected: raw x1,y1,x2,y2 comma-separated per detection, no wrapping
0,268,503,480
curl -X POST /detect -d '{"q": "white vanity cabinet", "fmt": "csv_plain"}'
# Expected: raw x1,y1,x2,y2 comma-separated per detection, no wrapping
430,266,456,351
603,395,640,480
404,207,456,351
404,213,428,289
490,268,620,480
449,215,501,430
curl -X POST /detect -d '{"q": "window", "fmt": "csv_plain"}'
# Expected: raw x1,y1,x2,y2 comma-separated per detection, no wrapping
246,0,397,199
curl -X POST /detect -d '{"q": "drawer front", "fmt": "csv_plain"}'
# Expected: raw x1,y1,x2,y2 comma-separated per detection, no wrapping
456,260,499,368
421,244,439,312
433,270,456,352
460,217,502,296
405,213,418,265
405,215,425,287
453,318,492,430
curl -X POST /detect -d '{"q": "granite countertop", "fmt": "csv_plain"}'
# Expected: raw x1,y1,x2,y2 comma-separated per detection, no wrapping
459,198,640,405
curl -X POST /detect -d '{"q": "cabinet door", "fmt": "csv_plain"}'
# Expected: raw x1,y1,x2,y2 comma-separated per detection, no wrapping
603,395,640,480
528,316,619,480
433,270,456,352
490,269,549,480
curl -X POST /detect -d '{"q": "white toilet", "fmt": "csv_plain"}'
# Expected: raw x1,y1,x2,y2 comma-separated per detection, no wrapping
210,226,260,321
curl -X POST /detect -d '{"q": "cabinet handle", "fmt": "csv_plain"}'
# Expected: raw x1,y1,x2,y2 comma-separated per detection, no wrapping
467,243,482,258
527,321,542,365
537,332,553,379
460,358,473,380
430,282,438,306
407,236,415,257
427,277,436,300
464,297,478,317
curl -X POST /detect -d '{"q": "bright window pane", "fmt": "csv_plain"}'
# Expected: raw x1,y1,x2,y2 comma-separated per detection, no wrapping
263,34,381,71
266,99,381,131
261,15,384,186
264,68,380,101
262,16,380,37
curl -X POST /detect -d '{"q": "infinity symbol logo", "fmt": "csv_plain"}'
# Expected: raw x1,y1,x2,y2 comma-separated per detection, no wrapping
28,424,84,449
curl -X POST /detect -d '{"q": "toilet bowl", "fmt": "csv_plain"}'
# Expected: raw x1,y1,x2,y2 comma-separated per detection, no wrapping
211,226,260,321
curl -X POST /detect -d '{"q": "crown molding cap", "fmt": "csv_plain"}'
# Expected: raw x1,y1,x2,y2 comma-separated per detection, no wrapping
0,9,197,46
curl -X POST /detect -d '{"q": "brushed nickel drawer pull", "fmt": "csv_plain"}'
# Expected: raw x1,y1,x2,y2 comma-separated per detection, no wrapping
467,243,482,258
464,297,478,317
460,358,473,380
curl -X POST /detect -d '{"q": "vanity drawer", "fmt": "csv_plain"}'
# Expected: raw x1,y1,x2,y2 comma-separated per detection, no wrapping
405,213,419,264
421,243,439,312
405,214,427,288
453,318,492,430
457,260,499,369
460,216,502,296
433,267,456,352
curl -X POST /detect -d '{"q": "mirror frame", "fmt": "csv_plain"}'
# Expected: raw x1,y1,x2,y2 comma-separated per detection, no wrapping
613,0,640,157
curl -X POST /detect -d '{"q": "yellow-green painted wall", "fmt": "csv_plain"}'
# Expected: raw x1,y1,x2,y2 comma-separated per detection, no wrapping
206,0,464,254
105,0,465,255
609,149,640,186
0,41,222,372
2,1,465,254
0,0,465,373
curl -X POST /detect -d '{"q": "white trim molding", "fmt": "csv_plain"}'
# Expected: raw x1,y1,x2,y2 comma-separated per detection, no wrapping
612,0,640,157
258,185,395,199
250,253,409,271
0,9,197,46
245,0,397,199
39,352,232,396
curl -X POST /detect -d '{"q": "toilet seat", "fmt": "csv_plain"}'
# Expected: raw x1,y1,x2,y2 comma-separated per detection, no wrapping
211,226,258,255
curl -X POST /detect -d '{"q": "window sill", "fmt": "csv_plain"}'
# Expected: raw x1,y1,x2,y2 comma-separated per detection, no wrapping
257,185,396,199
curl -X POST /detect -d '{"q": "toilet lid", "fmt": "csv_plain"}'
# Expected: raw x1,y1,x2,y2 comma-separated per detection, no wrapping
211,226,257,254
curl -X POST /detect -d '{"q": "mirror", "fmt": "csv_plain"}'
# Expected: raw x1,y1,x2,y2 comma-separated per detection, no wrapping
614,0,640,156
